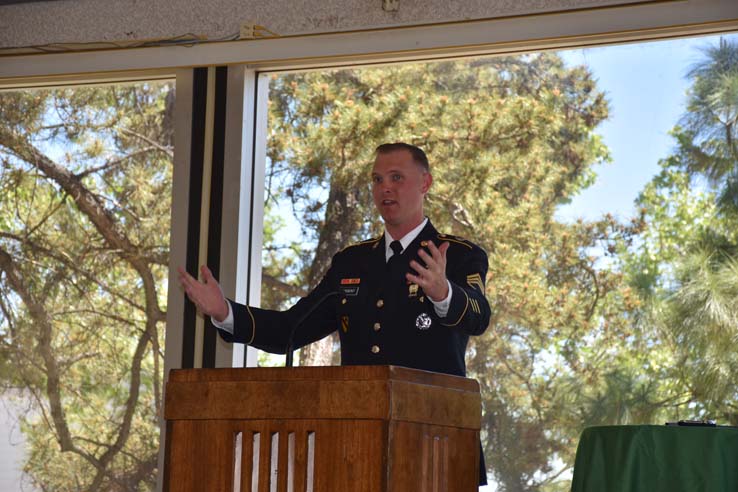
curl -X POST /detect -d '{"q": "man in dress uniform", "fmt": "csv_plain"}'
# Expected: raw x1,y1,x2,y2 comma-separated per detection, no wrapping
179,142,491,484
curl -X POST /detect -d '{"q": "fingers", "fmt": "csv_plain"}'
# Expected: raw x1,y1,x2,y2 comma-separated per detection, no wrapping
177,265,229,320
201,264,226,299
201,265,215,283
405,270,426,290
406,241,450,301
177,266,197,289
178,265,215,287
177,267,198,301
177,265,209,303
407,260,427,280
416,240,449,271
438,241,450,257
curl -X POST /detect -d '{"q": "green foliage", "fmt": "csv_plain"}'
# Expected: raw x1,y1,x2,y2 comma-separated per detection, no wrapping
0,81,173,490
624,36,738,427
675,37,738,214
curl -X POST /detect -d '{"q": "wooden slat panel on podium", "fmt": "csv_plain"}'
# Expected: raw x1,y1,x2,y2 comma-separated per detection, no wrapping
163,365,481,492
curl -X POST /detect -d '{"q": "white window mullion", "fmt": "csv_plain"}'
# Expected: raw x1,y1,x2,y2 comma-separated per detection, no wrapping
219,66,270,368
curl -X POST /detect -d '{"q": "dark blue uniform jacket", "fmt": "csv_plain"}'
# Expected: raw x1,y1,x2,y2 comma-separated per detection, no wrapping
218,220,491,377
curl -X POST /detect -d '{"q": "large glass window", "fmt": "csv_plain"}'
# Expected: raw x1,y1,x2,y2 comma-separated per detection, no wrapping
0,80,174,490
258,32,738,490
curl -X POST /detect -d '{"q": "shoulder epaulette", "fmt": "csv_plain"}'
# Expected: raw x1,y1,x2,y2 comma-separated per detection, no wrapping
436,233,473,249
340,237,381,253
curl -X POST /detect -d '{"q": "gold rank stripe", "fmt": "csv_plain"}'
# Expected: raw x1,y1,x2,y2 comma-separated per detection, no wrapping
470,298,481,314
467,273,485,293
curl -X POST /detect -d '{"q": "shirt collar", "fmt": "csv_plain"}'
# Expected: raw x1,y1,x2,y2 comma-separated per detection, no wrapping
384,217,428,260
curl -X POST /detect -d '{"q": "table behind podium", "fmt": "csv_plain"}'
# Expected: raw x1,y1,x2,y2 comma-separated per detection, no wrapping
163,365,481,492
570,424,738,492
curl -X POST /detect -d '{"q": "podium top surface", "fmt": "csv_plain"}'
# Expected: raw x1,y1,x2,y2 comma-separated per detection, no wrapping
168,365,479,392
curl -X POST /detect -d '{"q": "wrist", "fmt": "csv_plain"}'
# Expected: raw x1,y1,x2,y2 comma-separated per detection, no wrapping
213,299,229,322
429,283,449,302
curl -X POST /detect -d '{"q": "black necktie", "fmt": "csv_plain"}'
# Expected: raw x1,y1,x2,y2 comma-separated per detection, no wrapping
388,240,403,269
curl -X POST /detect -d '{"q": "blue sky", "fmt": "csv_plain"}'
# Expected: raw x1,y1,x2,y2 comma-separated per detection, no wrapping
555,33,736,223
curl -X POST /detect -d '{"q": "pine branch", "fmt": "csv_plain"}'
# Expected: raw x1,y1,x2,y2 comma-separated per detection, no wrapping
119,127,174,158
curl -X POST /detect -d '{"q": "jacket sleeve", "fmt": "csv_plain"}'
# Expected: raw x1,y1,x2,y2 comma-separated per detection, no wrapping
439,245,491,336
215,260,340,354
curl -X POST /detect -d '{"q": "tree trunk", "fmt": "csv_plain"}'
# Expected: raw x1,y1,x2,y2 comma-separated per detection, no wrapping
299,175,363,366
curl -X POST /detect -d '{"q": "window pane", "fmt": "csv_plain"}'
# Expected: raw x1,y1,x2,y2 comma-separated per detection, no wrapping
0,80,174,490
260,32,738,490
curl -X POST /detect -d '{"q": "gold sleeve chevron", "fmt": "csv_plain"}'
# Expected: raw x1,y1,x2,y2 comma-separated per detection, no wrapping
470,298,481,314
466,273,485,294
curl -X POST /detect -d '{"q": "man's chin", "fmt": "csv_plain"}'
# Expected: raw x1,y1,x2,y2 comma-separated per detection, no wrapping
381,214,400,225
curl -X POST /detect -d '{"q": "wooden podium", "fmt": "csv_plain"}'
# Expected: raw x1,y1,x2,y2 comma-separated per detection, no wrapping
163,365,481,492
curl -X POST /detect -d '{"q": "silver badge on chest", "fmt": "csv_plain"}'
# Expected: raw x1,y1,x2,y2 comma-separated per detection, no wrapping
415,312,432,330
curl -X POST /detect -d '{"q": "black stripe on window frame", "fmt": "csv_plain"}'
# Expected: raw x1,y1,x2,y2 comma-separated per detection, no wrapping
202,66,228,368
181,67,209,369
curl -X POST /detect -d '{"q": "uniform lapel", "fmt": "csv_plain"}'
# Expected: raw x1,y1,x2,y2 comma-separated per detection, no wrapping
405,221,440,302
384,221,439,307
406,220,439,271
362,235,387,297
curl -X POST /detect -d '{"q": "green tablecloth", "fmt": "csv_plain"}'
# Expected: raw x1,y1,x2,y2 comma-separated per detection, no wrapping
570,425,738,492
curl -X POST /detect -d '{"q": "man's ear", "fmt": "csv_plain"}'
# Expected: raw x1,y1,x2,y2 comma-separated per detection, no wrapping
422,172,433,194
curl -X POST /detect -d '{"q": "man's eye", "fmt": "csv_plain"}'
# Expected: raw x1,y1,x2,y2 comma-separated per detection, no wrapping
372,176,381,184
392,174,402,181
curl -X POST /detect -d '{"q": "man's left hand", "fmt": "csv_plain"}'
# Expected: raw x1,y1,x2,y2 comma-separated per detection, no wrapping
407,241,450,302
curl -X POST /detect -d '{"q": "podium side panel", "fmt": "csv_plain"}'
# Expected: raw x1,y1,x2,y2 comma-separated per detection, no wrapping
165,420,236,492
387,421,479,492
313,420,387,492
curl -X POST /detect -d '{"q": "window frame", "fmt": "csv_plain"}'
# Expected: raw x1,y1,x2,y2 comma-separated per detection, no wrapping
1,1,737,84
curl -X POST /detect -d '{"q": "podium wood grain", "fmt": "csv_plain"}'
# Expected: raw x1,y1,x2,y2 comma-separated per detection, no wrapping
163,365,481,492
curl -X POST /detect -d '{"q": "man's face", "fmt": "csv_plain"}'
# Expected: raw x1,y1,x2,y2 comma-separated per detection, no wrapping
371,149,432,233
